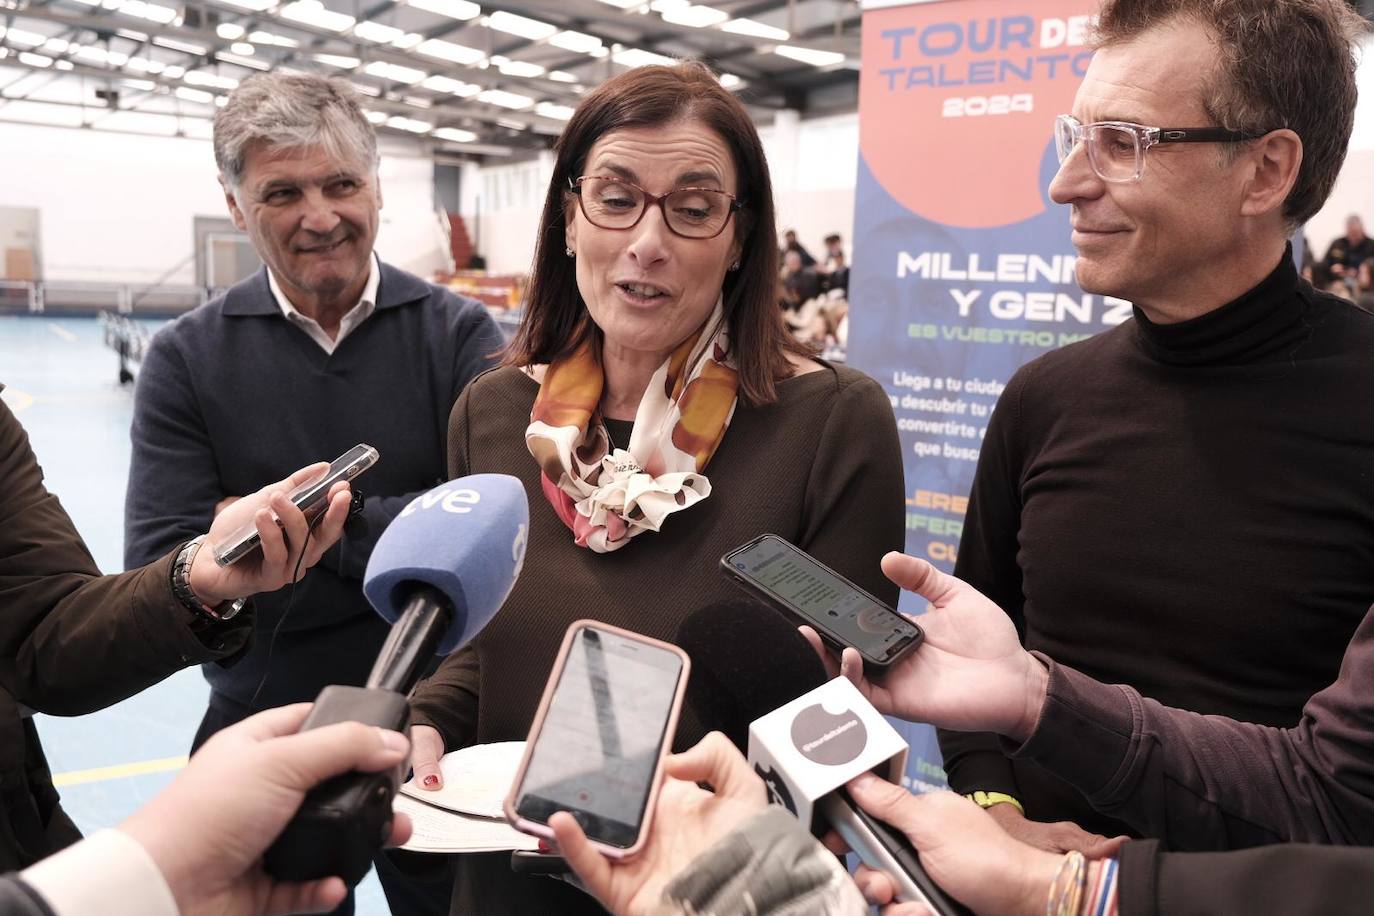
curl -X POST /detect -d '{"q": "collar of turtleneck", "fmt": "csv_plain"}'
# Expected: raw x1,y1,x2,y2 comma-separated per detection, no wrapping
1131,246,1310,367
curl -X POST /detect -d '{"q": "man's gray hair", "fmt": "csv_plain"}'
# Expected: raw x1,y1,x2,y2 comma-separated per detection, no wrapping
214,72,377,190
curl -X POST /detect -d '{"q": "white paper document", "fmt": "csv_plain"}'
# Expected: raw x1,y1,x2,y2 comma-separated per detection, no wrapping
398,740,526,818
394,741,537,854
394,793,540,854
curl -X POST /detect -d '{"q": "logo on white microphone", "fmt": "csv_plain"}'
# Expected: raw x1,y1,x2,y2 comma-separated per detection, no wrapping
790,703,867,767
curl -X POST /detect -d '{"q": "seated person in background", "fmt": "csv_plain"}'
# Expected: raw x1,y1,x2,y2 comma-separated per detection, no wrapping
404,61,904,914
780,249,823,308
1323,214,1374,280
943,0,1374,853
780,228,817,268
0,394,350,872
820,233,850,296
1357,257,1374,312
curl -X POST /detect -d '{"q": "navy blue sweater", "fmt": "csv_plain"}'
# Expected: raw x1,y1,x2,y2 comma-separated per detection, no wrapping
124,263,503,709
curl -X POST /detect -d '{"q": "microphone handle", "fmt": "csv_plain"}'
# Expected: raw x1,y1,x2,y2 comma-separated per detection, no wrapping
366,584,452,695
819,790,973,916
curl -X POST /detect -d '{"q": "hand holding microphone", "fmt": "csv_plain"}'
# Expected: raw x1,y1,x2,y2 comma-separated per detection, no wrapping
801,553,1126,857
119,705,412,916
843,780,1073,916
678,601,971,916
262,474,528,884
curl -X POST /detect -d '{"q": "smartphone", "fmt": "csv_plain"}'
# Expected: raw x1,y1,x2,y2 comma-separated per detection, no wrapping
212,443,379,567
720,533,923,673
505,620,690,859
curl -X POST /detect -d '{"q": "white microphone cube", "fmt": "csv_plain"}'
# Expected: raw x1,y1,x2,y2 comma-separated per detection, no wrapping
747,676,909,832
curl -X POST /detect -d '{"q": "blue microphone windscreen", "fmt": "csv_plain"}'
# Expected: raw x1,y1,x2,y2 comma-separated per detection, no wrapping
363,474,528,655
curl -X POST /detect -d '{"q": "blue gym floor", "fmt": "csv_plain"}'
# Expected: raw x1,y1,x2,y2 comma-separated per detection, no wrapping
0,314,389,913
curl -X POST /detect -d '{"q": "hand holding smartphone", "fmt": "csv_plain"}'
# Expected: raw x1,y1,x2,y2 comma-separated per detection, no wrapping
212,444,378,567
720,534,923,673
506,621,690,859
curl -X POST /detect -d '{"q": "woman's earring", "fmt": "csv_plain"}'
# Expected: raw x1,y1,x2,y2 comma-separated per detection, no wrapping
565,247,575,258
728,260,741,271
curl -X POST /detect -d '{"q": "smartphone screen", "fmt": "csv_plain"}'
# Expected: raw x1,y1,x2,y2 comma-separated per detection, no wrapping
724,535,922,666
512,625,685,849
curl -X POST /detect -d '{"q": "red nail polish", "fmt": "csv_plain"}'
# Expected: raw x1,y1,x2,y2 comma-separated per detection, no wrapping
537,840,551,852
423,775,439,788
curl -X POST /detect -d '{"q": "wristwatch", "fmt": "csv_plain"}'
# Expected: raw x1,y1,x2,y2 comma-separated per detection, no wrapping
171,535,247,622
966,791,1025,816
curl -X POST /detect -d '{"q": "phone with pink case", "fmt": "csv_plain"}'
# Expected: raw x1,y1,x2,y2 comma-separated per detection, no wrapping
505,620,690,859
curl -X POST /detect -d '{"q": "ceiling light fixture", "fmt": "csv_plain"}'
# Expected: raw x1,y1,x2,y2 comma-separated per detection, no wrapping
486,10,556,40
404,0,480,21
434,126,477,142
660,5,728,28
353,21,403,43
279,0,355,32
477,88,534,109
773,44,845,67
415,38,484,65
548,30,601,54
720,18,788,40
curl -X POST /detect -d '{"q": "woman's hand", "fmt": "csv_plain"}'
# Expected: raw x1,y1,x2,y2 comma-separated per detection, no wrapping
551,732,768,916
408,725,446,789
800,551,1049,741
191,462,352,607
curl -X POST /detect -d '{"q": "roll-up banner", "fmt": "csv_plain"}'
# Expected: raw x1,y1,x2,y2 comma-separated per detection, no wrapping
847,0,1102,791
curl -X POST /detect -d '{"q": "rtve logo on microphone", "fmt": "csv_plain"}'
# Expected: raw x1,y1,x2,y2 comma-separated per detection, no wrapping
399,486,482,517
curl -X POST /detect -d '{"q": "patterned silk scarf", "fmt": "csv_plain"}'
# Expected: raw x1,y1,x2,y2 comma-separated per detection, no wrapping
526,302,739,553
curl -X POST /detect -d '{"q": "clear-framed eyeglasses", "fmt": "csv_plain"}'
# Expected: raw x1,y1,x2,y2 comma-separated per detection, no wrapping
569,175,744,240
1053,114,1270,183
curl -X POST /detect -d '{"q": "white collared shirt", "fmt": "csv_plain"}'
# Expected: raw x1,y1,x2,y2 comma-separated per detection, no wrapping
22,829,178,916
268,253,380,355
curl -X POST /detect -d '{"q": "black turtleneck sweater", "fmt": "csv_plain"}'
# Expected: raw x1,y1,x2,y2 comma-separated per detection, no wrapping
941,251,1374,844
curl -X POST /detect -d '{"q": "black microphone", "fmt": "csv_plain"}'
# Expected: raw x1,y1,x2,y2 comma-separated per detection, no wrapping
263,475,528,884
676,601,971,916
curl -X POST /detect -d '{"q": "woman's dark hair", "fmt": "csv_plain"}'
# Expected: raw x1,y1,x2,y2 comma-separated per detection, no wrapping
505,60,809,405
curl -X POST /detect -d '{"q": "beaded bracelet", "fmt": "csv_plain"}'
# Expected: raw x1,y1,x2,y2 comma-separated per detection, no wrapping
1046,850,1086,916
1084,856,1120,916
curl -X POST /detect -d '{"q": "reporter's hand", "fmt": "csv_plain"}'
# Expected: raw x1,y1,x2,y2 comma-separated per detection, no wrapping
191,462,352,606
119,704,412,916
409,724,446,790
845,776,1062,916
799,551,1048,741
983,803,1126,858
551,732,767,916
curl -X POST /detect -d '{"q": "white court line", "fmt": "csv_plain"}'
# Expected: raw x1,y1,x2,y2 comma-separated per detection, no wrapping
47,323,77,342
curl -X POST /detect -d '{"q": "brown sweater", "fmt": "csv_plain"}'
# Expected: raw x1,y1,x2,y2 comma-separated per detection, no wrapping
409,361,905,913
0,396,249,870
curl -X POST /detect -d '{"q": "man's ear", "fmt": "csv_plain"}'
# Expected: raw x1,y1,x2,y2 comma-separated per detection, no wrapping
1239,128,1302,220
220,176,248,231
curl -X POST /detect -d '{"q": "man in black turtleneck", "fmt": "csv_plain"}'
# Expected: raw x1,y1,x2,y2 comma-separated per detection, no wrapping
940,0,1374,853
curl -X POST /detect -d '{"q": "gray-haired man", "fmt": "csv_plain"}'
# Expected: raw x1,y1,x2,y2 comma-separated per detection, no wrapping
124,72,502,914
